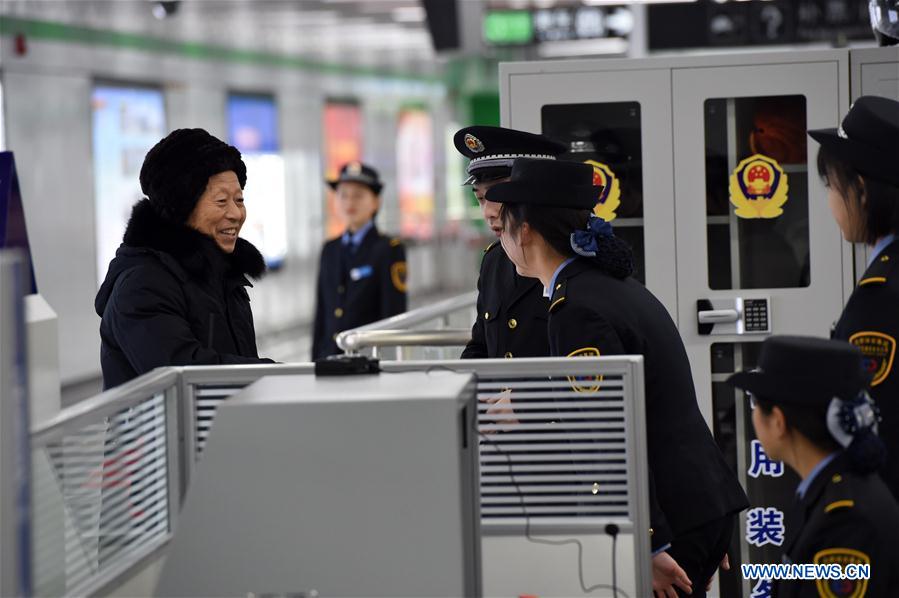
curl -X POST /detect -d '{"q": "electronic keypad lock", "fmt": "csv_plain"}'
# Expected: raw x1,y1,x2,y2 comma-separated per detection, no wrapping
697,297,771,336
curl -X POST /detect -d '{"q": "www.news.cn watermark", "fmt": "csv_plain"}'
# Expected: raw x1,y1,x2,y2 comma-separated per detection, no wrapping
741,563,871,581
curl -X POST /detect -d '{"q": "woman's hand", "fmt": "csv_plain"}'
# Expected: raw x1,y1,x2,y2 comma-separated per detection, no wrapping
480,388,518,432
652,550,692,597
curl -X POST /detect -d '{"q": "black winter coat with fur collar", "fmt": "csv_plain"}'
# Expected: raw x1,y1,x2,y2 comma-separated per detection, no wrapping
95,199,273,389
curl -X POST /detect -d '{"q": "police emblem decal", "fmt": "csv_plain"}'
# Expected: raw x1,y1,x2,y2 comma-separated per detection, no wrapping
347,162,363,175
848,331,896,386
584,160,621,222
390,261,408,293
728,154,790,219
464,134,485,153
566,347,603,393
813,548,870,598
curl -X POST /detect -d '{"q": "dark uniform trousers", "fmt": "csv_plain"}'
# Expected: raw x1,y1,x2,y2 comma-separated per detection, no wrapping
774,453,899,598
546,258,749,593
462,242,550,359
832,238,899,501
312,225,407,360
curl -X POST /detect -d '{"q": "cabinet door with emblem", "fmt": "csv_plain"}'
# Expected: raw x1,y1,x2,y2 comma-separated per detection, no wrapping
850,46,899,271
672,52,853,598
502,64,677,318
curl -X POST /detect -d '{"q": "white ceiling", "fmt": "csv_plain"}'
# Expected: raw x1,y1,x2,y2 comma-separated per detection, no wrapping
0,0,442,72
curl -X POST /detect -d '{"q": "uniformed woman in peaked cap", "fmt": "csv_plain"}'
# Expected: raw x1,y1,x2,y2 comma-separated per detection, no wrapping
729,335,899,597
453,125,567,360
809,96,899,500
311,162,407,360
487,157,748,598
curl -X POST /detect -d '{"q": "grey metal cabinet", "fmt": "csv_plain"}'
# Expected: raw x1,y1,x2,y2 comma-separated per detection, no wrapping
501,49,860,598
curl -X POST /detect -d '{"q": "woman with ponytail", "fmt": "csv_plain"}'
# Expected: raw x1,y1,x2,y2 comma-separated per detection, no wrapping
488,158,748,598
729,335,899,597
809,96,899,501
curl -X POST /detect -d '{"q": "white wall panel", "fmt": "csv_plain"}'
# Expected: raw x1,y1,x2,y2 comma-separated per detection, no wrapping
3,70,99,383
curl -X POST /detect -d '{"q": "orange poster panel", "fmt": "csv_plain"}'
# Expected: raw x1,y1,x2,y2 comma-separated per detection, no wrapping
323,102,362,239
396,109,434,240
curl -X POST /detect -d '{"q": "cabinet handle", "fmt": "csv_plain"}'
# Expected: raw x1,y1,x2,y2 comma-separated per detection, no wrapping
697,309,739,324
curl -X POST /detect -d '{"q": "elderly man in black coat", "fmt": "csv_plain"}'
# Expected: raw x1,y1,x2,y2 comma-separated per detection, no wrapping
95,128,273,389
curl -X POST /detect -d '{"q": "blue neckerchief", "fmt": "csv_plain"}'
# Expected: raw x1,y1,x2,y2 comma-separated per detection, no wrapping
544,257,576,299
868,234,897,268
342,220,374,250
796,451,839,500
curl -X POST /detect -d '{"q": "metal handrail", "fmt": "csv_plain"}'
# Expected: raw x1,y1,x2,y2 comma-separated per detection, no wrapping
336,291,477,352
338,329,471,352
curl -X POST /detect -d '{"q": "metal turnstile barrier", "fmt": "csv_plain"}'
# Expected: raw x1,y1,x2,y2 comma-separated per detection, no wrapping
29,369,181,597
22,356,651,597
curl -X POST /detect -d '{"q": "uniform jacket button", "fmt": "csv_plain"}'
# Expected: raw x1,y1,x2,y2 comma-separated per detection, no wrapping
334,307,344,318
504,352,513,358
508,318,518,329
484,312,490,320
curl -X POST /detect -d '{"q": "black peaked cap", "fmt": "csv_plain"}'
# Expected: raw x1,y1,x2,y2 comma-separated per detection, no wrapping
485,158,601,209
727,335,868,405
326,161,383,195
454,126,566,183
808,95,899,187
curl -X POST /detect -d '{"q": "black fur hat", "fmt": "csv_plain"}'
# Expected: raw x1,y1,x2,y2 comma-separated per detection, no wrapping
139,128,247,224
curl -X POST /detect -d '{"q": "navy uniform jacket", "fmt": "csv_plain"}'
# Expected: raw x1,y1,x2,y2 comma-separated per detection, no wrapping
546,258,748,551
775,453,899,598
461,241,550,359
832,238,899,500
312,225,407,360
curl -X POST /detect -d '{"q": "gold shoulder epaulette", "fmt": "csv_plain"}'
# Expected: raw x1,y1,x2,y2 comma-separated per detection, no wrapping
858,276,886,286
824,499,854,514
389,237,402,247
484,241,498,254
549,295,566,313
858,252,894,286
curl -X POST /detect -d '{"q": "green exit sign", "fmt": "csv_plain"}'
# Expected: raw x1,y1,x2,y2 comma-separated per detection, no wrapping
484,11,534,45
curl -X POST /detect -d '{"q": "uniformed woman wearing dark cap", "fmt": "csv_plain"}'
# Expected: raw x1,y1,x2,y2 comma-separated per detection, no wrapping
488,158,748,598
729,335,899,597
95,128,273,389
453,125,566,360
809,95,899,500
311,162,407,360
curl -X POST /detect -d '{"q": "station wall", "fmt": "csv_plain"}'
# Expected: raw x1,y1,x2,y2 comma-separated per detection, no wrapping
0,29,476,383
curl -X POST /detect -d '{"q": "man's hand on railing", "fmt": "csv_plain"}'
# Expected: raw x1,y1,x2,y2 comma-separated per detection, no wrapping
480,388,518,433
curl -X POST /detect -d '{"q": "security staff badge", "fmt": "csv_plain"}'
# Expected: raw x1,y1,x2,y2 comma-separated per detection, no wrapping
347,162,363,175
849,331,896,386
729,154,789,219
464,134,485,154
585,160,621,222
391,261,408,293
813,548,870,598
566,347,603,393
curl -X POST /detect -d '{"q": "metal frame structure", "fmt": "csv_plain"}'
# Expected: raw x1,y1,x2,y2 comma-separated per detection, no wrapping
29,369,181,598
336,290,476,357
0,251,31,598
20,355,651,597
